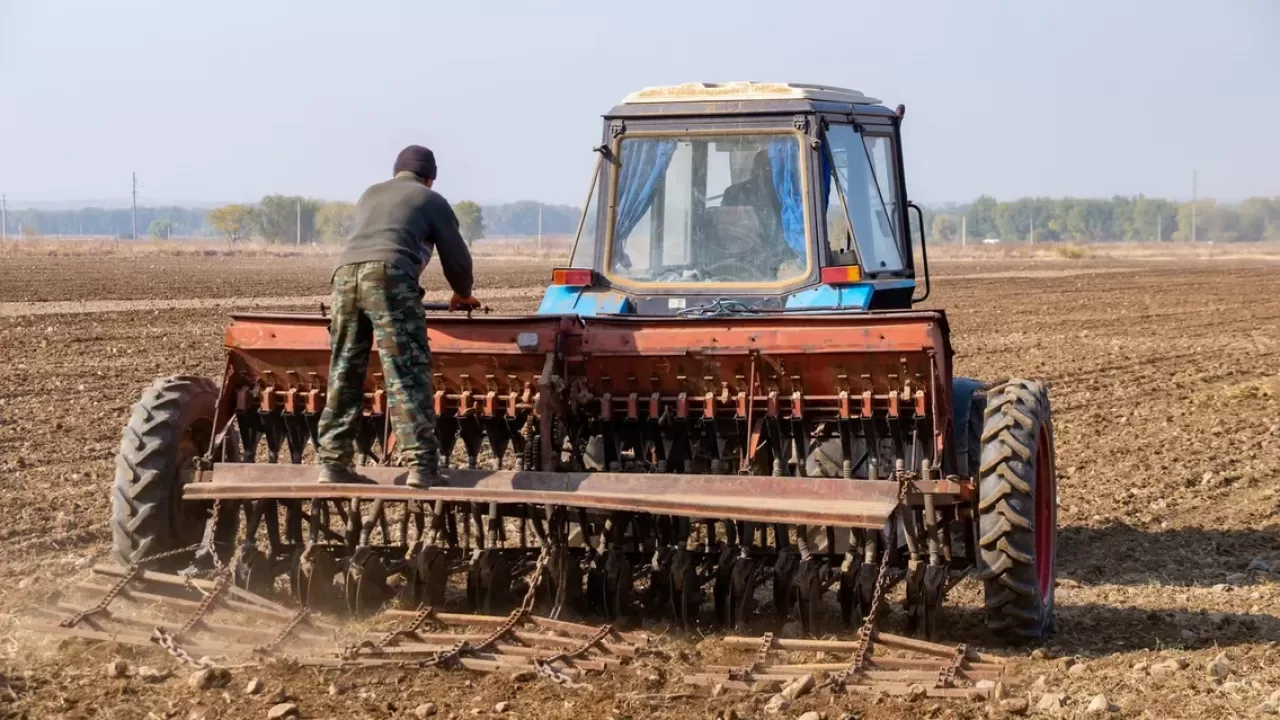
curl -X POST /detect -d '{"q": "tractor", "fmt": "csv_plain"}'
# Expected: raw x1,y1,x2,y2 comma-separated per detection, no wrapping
110,82,1057,644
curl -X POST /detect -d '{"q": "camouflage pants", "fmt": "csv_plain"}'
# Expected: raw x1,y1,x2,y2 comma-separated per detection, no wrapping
316,262,439,469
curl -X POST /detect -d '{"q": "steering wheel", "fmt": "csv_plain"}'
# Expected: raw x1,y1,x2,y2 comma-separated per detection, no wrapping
703,258,763,281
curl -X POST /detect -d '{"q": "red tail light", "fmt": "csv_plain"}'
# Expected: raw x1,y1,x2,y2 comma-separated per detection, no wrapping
820,266,863,285
551,268,594,286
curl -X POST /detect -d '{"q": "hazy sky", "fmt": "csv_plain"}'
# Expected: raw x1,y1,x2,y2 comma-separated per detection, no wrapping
2,0,1277,207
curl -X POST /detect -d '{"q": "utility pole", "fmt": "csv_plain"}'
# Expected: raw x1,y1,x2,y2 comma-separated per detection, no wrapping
1029,216,1034,245
131,172,138,241
1191,169,1198,243
961,215,967,247
296,199,301,246
537,206,543,251
1157,214,1162,243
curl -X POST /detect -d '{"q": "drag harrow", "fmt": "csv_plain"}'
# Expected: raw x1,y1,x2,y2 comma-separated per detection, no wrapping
26,561,646,684
685,633,1005,700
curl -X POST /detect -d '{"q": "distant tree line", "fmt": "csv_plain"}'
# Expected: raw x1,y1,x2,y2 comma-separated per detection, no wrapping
0,206,210,238
7,196,1279,245
921,196,1280,244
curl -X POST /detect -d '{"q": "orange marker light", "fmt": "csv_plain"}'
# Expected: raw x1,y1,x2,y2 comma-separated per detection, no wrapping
820,266,863,285
551,268,593,286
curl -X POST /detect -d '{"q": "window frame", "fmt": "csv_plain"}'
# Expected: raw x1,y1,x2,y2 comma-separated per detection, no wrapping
818,117,914,278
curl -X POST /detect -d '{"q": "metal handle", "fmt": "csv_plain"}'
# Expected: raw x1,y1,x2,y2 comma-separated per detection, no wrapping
909,201,931,303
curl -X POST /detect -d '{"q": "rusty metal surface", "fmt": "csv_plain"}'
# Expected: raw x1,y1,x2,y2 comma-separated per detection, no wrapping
189,464,901,529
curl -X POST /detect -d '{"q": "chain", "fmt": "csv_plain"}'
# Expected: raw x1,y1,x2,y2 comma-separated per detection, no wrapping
150,627,214,669
533,658,590,689
521,544,553,614
418,639,467,669
175,574,229,639
473,608,528,655
936,643,968,688
254,608,312,656
368,605,441,651
202,500,225,572
60,565,141,628
729,631,774,681
831,476,911,689
528,622,611,690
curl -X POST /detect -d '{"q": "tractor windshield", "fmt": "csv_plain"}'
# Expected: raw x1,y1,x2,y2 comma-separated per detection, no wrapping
607,133,810,285
824,125,905,273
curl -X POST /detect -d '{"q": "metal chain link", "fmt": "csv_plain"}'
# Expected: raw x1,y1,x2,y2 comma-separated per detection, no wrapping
60,564,141,628
202,499,225,572
831,476,911,689
936,643,968,688
521,544,553,614
254,607,312,656
175,574,229,639
151,627,215,669
729,631,774,681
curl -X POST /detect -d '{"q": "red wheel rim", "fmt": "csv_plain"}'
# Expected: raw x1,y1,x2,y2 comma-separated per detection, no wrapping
1034,427,1055,600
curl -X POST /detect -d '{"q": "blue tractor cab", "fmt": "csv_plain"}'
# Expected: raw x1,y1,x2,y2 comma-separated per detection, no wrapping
537,82,929,317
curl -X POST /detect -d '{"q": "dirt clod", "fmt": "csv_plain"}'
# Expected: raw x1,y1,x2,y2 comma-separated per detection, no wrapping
414,702,438,718
1037,693,1067,714
998,698,1029,715
1206,653,1231,678
797,712,821,720
493,701,511,714
187,668,230,691
137,666,170,683
1087,694,1115,713
106,659,133,679
508,670,536,684
266,702,299,720
245,678,264,695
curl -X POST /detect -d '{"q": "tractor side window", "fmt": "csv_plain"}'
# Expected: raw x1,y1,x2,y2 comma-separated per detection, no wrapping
824,125,905,273
863,135,900,240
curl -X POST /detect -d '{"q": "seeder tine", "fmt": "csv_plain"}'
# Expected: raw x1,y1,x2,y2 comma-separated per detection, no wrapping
259,409,288,464
282,412,309,464
235,409,262,462
483,416,512,469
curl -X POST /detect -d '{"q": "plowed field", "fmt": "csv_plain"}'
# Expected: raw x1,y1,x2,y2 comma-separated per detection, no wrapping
0,252,1278,720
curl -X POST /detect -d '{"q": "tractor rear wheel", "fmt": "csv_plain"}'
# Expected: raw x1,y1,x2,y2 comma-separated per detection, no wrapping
111,375,221,569
977,379,1057,642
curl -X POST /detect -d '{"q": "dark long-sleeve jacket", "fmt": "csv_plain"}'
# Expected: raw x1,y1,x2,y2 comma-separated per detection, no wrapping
335,172,473,296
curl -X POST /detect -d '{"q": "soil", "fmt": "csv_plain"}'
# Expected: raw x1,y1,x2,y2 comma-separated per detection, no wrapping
1,254,1278,720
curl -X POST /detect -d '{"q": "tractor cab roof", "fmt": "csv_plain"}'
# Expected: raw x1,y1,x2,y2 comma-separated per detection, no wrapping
607,81,897,119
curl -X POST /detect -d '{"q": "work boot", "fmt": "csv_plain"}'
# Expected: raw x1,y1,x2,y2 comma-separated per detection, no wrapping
406,466,443,490
317,465,362,484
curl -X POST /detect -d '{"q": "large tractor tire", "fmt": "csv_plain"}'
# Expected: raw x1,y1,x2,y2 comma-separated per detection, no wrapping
977,379,1057,642
112,375,222,569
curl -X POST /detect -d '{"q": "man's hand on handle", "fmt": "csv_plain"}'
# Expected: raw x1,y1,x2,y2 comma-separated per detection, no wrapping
449,293,482,312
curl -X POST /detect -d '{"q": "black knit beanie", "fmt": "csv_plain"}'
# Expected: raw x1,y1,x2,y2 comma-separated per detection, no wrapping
393,145,437,181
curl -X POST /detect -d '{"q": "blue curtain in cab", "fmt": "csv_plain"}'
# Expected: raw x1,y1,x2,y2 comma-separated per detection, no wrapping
614,140,678,248
767,138,806,254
